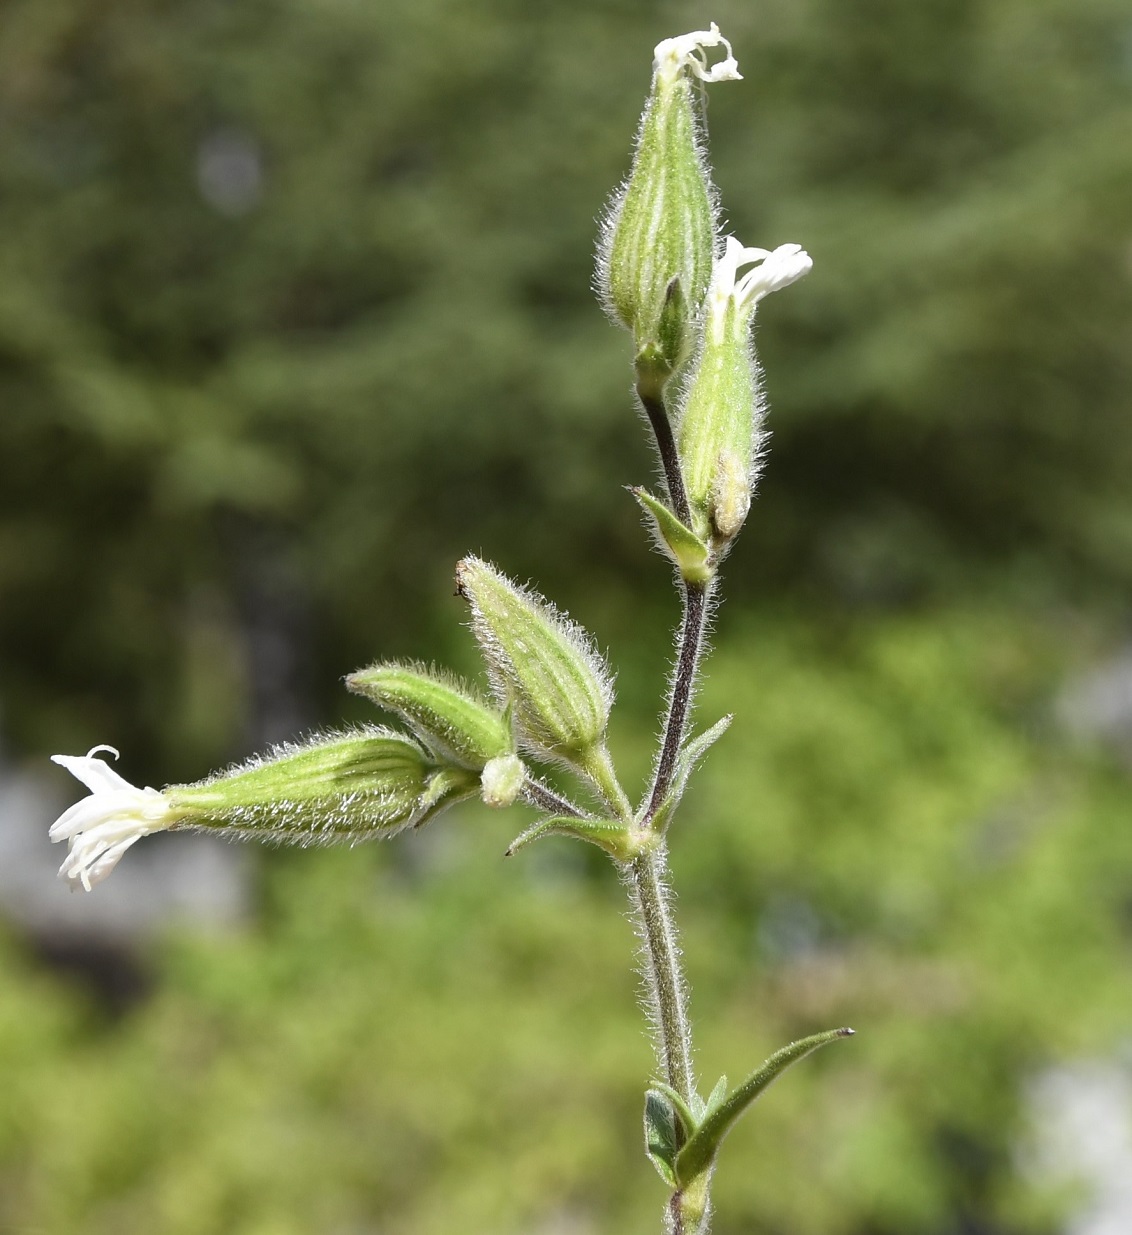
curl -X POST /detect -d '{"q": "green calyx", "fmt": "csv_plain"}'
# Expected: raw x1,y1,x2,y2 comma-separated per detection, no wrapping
457,556,614,764
600,69,717,369
677,321,760,546
167,728,479,843
346,661,512,770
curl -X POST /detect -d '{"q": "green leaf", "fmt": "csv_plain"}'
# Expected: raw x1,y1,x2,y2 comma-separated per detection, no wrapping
643,1089,679,1187
504,816,652,862
675,1028,854,1186
651,1081,698,1140
700,1074,728,1121
632,487,714,584
651,715,732,832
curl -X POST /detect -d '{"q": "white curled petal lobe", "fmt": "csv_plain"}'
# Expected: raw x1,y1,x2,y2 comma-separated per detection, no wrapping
654,23,742,84
735,243,813,304
708,237,813,335
51,750,135,795
49,749,172,889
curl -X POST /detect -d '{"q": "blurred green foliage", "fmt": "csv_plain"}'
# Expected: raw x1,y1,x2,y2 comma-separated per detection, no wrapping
5,609,1132,1233
2,0,1132,1231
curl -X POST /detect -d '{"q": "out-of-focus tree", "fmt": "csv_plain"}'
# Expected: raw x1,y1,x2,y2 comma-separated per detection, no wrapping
1,0,1130,769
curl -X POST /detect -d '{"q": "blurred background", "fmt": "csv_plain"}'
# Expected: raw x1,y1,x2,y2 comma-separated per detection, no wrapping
1,0,1131,1231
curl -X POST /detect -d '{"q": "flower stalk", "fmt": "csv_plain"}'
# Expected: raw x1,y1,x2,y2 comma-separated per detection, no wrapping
45,23,848,1235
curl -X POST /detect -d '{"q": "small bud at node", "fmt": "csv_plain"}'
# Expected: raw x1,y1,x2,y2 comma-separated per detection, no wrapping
710,449,752,541
480,753,524,808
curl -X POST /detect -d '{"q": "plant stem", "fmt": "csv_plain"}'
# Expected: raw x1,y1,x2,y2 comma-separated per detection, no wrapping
521,775,586,819
635,383,717,1231
629,845,695,1105
581,743,634,822
644,577,712,825
638,387,692,529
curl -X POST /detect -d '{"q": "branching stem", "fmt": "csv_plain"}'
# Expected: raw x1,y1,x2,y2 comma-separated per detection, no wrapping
631,384,721,1230
521,776,586,820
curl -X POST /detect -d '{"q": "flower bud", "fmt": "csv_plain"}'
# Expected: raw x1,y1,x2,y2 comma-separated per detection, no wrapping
346,661,512,770
480,753,525,809
167,728,478,842
678,237,812,545
49,732,481,889
597,24,740,371
456,556,614,762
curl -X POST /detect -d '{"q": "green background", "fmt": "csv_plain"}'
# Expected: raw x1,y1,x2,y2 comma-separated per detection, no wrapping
2,0,1131,1231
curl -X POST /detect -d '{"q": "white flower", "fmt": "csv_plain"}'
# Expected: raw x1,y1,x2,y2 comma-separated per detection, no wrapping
49,746,173,890
654,23,742,85
706,236,813,342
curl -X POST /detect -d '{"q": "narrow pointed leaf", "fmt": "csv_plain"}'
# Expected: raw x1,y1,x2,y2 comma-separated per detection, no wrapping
701,1074,728,1121
651,715,732,832
632,487,713,584
675,1028,854,1186
505,815,649,862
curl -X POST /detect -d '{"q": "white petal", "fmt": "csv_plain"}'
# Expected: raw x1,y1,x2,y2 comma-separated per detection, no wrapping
734,243,813,304
61,834,143,891
710,237,771,300
654,23,742,84
48,789,149,840
47,748,173,890
52,749,135,795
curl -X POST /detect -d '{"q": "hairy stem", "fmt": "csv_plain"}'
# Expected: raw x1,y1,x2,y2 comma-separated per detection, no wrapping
581,742,634,822
635,384,717,1232
521,775,586,819
630,845,695,1105
644,577,711,825
638,388,691,529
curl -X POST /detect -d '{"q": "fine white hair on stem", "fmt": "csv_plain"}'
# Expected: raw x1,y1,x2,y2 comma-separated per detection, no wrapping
623,848,695,1096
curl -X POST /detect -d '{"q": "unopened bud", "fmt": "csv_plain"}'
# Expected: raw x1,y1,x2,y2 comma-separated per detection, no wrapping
678,237,812,545
597,24,740,370
456,557,614,762
480,753,525,808
168,728,478,842
710,448,752,541
49,732,481,889
346,661,511,770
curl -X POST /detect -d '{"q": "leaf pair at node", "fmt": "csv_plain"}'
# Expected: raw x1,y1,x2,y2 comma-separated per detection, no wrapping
644,1029,855,1192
